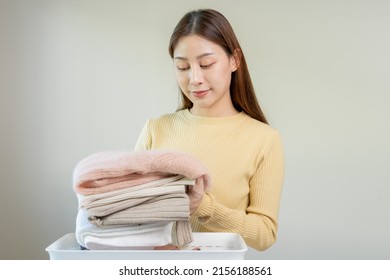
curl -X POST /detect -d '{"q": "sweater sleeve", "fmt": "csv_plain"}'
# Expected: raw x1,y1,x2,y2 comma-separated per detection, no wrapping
134,121,152,151
192,132,285,251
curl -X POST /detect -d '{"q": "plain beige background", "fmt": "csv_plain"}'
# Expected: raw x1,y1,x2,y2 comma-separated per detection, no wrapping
1,0,389,259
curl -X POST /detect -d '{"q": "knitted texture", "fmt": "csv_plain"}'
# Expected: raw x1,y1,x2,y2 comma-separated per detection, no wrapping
73,150,212,247
135,109,284,251
73,150,211,195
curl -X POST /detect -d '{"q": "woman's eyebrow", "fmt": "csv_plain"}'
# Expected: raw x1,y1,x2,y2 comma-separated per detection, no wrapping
174,53,215,60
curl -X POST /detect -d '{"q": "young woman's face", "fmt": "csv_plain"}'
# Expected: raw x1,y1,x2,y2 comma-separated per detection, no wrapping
173,35,238,117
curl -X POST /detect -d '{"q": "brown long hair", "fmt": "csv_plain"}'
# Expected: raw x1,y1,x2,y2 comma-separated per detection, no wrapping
168,9,268,124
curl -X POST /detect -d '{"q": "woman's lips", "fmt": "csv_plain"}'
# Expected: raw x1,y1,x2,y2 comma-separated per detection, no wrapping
191,89,209,97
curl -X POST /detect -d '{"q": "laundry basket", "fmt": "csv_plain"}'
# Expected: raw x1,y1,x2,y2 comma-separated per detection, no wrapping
46,232,247,260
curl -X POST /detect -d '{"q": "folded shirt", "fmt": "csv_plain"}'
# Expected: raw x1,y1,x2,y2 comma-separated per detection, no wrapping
76,177,196,247
73,150,211,248
76,208,174,249
78,177,195,226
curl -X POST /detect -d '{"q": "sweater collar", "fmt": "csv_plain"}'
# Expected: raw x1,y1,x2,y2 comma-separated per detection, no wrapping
180,109,247,125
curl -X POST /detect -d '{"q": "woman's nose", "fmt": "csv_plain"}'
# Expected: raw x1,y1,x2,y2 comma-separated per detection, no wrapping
189,66,203,85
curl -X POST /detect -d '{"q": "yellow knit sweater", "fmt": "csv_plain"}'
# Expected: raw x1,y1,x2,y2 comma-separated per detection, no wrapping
134,109,284,251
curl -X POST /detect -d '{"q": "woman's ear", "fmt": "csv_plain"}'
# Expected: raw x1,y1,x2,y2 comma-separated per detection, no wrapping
231,48,242,72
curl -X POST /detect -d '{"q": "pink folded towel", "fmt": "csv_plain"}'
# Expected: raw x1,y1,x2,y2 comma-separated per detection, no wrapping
73,150,211,196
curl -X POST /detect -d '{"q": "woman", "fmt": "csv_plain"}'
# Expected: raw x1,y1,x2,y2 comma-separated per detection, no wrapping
135,9,284,251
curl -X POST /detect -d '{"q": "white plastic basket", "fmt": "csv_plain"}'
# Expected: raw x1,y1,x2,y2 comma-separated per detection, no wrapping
46,232,247,260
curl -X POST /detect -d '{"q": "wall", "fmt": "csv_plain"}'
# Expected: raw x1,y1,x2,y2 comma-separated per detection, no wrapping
1,0,389,259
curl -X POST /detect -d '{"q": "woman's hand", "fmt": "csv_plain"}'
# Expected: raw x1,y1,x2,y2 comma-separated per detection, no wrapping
186,184,205,214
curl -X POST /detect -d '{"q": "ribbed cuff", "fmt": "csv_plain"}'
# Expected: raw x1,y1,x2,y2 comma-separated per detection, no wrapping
192,193,214,224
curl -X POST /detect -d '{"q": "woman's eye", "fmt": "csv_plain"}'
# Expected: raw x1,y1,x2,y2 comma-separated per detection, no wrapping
176,62,214,71
200,63,214,69
177,66,190,71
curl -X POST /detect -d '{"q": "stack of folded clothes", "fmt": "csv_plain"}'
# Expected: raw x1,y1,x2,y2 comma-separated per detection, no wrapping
72,150,211,250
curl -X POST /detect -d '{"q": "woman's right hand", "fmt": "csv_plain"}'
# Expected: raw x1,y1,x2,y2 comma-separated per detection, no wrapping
186,184,205,214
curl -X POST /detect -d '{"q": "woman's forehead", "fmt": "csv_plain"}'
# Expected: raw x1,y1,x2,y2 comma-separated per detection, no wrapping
173,35,225,59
